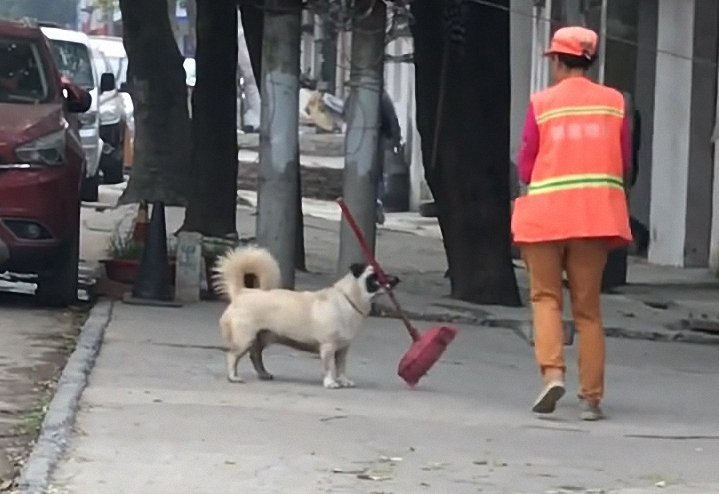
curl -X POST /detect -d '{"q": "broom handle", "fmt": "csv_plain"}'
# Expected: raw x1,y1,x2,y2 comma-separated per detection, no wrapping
337,199,421,342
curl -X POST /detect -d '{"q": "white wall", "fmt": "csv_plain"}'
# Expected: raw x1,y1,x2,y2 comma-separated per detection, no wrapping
648,0,695,266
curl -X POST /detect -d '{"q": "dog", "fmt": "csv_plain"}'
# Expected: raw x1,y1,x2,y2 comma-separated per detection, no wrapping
213,246,400,389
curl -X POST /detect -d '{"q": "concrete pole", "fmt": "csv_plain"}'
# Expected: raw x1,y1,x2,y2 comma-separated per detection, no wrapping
255,0,302,289
337,0,386,271
598,0,608,84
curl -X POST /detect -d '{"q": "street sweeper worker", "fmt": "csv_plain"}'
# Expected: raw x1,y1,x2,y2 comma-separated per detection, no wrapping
511,26,633,421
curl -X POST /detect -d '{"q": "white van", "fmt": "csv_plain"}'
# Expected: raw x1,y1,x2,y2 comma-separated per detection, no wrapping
40,26,115,202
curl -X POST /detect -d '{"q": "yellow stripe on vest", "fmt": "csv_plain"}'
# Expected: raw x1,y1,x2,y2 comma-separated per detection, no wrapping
528,173,624,195
535,106,624,125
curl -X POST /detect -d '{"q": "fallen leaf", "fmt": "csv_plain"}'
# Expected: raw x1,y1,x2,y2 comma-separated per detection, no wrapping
473,460,488,466
357,473,393,481
656,481,667,488
320,415,348,423
332,468,367,475
224,460,236,465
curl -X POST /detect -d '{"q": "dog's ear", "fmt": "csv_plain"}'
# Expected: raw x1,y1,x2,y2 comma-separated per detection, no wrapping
349,263,366,278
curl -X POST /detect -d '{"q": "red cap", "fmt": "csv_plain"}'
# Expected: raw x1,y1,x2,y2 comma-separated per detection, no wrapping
545,26,598,59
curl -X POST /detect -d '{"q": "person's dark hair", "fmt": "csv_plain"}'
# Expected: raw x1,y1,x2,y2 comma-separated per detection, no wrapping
556,53,596,71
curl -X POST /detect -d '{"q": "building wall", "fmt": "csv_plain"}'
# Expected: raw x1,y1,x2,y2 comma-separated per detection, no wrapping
629,0,658,230
649,0,718,267
648,0,695,266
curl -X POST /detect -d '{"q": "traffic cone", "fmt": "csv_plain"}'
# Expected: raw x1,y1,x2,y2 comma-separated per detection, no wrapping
123,201,182,307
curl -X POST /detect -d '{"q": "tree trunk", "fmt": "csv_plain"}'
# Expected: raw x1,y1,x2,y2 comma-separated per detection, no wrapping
118,0,190,206
240,0,306,271
411,0,521,306
180,0,239,237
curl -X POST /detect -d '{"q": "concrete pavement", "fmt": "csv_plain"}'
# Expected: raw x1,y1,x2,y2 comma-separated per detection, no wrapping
43,301,719,493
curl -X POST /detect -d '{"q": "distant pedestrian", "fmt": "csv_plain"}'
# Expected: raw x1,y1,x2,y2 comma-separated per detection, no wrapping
511,27,633,421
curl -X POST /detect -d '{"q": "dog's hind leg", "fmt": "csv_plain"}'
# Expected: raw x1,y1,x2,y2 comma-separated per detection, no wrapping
320,343,341,389
225,331,255,383
249,335,274,381
226,351,245,383
334,348,355,388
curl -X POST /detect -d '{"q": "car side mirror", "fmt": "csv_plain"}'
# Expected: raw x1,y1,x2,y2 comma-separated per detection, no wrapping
119,81,130,93
100,72,116,93
62,80,92,114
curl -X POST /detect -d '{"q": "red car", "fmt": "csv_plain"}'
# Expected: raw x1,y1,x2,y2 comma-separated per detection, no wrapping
0,18,92,306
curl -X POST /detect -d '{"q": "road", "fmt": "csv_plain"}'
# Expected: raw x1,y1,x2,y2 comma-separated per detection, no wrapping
46,302,719,494
0,197,104,486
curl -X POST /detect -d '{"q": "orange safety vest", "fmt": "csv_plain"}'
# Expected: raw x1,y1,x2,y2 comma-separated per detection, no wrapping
511,77,632,248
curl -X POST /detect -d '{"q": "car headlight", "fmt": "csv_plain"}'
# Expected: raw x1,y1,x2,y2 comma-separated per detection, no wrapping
100,105,122,125
15,130,66,165
78,110,98,127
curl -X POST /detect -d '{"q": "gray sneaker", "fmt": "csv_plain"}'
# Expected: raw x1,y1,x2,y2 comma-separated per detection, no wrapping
580,401,605,421
532,381,566,414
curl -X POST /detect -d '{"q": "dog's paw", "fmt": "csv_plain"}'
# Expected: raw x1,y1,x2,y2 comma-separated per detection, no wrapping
323,378,342,389
257,372,274,381
337,376,355,388
227,375,245,384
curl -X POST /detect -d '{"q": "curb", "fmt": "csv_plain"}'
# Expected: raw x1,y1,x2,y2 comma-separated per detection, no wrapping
371,302,719,346
15,300,113,494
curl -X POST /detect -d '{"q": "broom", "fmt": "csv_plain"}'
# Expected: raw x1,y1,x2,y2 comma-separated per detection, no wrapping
337,198,458,388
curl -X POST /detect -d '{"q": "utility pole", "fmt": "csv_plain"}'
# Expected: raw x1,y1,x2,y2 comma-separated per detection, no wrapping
255,0,302,289
337,0,386,271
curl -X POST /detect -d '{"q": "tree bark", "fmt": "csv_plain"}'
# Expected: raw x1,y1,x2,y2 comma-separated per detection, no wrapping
118,0,190,206
180,0,239,237
411,0,521,306
240,0,306,271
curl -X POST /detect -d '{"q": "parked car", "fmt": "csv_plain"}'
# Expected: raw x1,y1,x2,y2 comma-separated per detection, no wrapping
88,35,131,178
40,25,116,201
0,17,92,306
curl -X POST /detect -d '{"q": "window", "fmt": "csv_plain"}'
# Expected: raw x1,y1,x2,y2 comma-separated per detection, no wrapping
48,40,95,89
0,38,49,103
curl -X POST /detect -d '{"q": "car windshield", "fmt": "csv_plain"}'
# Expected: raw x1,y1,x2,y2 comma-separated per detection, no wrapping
92,49,109,79
48,40,95,89
104,55,127,84
0,38,49,104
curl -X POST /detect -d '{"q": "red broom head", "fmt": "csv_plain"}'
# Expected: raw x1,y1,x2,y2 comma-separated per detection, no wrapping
397,325,458,387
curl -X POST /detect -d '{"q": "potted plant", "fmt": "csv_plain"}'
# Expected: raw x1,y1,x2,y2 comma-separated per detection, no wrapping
101,212,178,285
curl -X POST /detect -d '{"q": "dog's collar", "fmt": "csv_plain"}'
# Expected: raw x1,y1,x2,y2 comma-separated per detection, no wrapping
341,291,369,317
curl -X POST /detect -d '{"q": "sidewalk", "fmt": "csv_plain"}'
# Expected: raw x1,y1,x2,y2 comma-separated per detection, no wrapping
84,186,719,346
37,301,719,493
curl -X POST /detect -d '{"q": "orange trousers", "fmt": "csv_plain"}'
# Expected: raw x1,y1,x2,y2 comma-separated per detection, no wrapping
522,239,609,404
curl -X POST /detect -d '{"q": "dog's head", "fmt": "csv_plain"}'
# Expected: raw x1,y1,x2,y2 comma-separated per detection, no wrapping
349,262,400,298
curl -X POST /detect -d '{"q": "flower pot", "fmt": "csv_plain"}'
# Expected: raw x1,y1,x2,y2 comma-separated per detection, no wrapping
101,258,177,285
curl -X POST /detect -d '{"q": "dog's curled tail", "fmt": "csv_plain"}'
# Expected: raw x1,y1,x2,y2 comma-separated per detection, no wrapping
212,246,281,300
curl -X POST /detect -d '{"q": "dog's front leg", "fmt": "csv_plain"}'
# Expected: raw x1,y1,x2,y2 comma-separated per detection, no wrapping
335,348,355,388
320,344,341,389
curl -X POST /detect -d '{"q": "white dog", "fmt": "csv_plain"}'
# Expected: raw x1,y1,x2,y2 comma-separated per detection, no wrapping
213,246,400,389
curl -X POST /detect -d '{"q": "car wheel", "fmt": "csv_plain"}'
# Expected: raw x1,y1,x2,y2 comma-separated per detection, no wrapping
100,147,125,185
81,170,100,202
36,203,80,307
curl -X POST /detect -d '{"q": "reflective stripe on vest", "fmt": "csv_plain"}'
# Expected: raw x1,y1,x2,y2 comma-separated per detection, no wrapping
535,105,624,125
527,173,624,195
